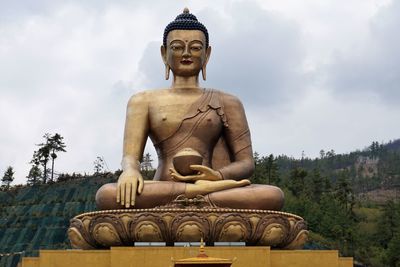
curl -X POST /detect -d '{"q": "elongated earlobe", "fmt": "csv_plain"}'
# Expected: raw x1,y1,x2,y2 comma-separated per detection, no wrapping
201,66,206,81
202,46,211,81
165,64,170,80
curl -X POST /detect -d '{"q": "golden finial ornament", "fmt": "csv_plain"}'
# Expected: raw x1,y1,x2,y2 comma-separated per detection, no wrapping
197,238,207,257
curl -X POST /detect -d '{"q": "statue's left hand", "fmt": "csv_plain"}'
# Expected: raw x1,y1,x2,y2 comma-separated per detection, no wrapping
169,165,222,182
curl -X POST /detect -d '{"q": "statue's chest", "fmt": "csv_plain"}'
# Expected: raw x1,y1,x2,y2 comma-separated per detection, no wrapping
148,97,222,144
149,101,192,130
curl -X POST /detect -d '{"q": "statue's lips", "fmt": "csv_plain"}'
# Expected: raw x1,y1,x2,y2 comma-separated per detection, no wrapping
180,60,193,65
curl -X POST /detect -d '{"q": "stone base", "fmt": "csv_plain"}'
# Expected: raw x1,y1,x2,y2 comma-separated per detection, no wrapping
68,196,308,249
20,247,354,267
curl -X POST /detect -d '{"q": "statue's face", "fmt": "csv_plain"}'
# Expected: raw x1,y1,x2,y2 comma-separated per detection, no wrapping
163,30,209,77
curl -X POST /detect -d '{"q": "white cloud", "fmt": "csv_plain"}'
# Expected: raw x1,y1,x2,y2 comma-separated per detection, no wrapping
0,0,399,184
324,0,400,103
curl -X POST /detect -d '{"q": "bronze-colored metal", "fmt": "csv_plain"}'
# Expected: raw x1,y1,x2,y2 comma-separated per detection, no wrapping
172,239,234,266
69,197,308,249
96,182,284,210
76,9,309,250
96,26,285,210
173,148,203,176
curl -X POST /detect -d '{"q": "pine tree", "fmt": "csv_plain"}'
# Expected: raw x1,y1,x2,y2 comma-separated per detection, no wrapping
309,168,324,202
31,134,51,183
140,153,155,180
377,200,399,249
1,166,15,188
265,154,280,185
48,133,66,182
93,156,105,174
31,133,66,183
27,164,42,185
287,167,307,197
251,152,265,184
334,170,355,213
386,229,400,266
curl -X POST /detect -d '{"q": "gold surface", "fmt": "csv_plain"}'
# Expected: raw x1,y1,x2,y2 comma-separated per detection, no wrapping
21,247,354,267
270,250,340,267
95,8,284,211
339,257,354,267
110,247,270,267
68,203,308,249
172,239,233,265
21,257,39,267
38,250,110,267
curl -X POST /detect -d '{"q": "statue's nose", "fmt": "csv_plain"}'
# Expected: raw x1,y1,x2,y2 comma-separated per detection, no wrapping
182,46,191,57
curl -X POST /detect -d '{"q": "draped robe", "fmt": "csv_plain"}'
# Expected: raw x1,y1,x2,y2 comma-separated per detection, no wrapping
151,88,253,181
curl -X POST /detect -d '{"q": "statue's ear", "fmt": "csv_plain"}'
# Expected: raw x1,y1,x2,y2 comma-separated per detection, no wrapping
161,45,170,80
204,46,212,66
202,46,212,81
160,45,167,65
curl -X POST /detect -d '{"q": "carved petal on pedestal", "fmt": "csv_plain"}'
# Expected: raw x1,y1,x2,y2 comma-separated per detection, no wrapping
259,223,286,246
284,230,309,249
68,208,308,249
129,213,167,242
93,223,122,247
214,214,251,242
218,222,247,242
171,213,210,242
68,227,95,249
176,222,204,242
134,222,163,242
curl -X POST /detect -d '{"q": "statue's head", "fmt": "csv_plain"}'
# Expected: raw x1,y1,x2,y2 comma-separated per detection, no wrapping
161,8,212,80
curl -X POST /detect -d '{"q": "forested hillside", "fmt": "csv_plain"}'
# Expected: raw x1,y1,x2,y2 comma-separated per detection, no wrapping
0,175,115,267
251,139,400,266
0,140,399,266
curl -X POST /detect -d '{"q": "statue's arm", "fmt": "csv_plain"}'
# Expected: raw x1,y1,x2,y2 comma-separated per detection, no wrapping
118,92,150,207
122,92,149,168
218,94,255,180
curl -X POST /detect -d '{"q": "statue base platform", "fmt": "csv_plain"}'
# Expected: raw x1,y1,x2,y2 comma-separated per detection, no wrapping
67,196,308,249
21,246,353,267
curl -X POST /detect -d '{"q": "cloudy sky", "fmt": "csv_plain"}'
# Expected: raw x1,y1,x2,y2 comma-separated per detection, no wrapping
1,0,399,184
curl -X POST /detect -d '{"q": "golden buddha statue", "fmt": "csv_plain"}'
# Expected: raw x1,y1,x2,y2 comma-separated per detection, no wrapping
95,8,284,211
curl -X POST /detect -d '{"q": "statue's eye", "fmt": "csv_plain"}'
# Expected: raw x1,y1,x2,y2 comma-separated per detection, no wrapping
191,46,202,51
171,45,183,51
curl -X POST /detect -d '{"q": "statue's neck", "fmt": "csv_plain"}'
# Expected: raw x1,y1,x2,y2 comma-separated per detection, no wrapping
171,75,200,90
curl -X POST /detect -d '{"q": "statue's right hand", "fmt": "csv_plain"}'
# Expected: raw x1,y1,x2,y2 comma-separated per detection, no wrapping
117,169,144,208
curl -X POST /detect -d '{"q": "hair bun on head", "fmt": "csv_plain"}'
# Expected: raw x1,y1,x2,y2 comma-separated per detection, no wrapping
163,8,209,47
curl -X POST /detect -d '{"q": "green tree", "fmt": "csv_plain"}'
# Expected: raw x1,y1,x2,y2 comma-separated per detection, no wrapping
93,156,106,174
27,164,42,185
377,200,399,249
369,141,381,157
1,166,15,188
334,170,355,213
287,167,307,197
31,133,66,183
386,230,400,266
251,152,265,184
48,133,66,182
31,134,51,183
140,153,155,180
319,149,326,159
309,168,324,202
265,154,280,185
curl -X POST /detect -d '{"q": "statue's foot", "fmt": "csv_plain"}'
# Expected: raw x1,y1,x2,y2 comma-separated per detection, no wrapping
206,184,284,210
187,179,251,198
96,181,283,211
195,179,250,186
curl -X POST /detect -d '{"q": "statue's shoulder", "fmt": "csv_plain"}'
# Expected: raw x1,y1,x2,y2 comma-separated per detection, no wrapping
127,88,169,105
211,89,243,106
